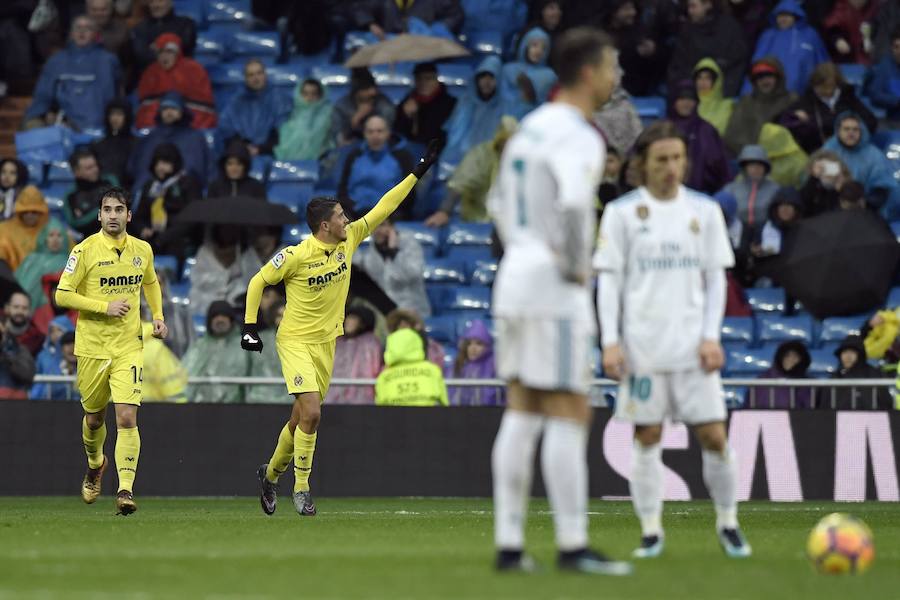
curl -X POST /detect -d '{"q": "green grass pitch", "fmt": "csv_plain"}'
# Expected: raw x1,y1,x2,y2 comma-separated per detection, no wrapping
0,498,898,599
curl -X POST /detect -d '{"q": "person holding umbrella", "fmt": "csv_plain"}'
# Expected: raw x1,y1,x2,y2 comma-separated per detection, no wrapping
240,139,442,518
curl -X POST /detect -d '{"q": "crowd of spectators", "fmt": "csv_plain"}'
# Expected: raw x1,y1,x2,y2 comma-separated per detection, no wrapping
1,0,900,407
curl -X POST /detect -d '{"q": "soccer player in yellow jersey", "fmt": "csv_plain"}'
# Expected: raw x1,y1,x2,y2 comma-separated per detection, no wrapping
55,187,168,515
241,140,440,516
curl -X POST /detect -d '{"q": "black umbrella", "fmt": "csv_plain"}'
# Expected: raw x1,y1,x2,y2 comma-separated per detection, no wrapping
173,197,299,226
758,210,900,320
0,260,23,306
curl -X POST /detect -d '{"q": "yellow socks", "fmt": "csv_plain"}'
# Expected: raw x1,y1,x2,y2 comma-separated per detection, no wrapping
115,427,141,493
266,423,294,483
293,428,317,493
82,418,106,469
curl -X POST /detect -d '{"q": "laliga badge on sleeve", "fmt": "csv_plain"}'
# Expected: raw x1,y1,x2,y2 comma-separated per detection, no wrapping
64,253,78,274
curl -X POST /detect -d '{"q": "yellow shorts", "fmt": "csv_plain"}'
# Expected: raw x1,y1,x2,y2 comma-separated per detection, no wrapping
77,350,144,413
276,337,336,400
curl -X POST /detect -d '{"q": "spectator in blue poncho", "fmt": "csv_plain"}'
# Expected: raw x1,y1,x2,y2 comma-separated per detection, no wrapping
441,56,503,165
274,79,334,161
128,92,211,188
748,0,829,95
865,26,900,124
24,15,121,131
217,59,293,157
823,112,899,213
338,114,416,219
29,321,78,401
500,27,558,119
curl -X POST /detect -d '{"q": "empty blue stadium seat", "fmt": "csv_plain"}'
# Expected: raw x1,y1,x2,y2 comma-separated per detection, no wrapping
266,64,306,88
395,222,440,250
269,160,319,182
155,255,179,277
23,160,44,186
725,345,773,375
206,0,251,27
192,313,207,336
202,129,216,152
746,287,786,313
888,286,900,308
443,345,458,373
312,65,352,100
871,129,900,151
445,222,493,246
169,280,191,306
47,161,73,182
819,316,865,344
423,258,467,284
891,221,900,243
721,316,754,345
757,314,815,344
723,387,747,409
173,0,205,25
249,155,271,182
464,30,503,56
424,315,458,345
633,96,666,122
808,348,837,376
195,31,224,64
440,285,492,313
38,183,69,211
208,62,245,87
229,30,280,58
438,64,472,88
444,245,494,266
181,256,196,281
838,63,866,89
470,259,498,286
267,184,313,215
282,224,307,245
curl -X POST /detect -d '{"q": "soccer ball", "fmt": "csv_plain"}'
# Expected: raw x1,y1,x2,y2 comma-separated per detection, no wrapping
806,513,875,574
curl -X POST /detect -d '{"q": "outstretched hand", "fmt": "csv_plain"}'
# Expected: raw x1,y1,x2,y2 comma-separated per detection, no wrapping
413,139,443,179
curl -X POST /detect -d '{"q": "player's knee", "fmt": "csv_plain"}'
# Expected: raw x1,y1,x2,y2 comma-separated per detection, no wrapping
301,410,321,432
115,410,137,429
85,413,104,430
634,425,662,446
700,432,727,453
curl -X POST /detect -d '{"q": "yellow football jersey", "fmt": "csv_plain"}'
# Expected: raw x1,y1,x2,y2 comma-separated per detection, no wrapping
260,219,370,344
57,232,158,359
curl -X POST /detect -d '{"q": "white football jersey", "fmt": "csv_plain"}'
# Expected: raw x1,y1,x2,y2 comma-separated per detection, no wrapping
593,186,735,373
489,102,605,320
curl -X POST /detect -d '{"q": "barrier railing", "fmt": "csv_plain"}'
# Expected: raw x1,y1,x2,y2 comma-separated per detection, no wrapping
30,375,896,409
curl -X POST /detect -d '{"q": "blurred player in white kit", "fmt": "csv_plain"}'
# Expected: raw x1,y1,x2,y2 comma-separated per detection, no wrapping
489,27,632,575
594,120,752,559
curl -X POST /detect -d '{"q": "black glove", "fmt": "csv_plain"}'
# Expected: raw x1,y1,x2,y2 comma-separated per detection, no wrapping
240,323,263,353
413,139,443,179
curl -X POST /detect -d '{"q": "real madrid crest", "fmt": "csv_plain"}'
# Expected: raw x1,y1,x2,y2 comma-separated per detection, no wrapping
132,256,142,268
294,375,303,386
636,205,649,220
689,218,700,234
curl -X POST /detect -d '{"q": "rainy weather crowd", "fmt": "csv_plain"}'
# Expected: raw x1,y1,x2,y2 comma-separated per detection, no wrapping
1,0,900,409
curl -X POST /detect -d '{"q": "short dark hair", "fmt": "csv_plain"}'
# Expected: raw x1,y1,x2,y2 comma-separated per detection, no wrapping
306,197,340,233
552,27,615,87
631,120,688,184
244,58,265,72
809,62,844,88
69,146,97,170
99,185,131,210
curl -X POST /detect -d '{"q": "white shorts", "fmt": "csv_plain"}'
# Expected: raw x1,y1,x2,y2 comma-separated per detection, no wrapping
614,369,726,426
495,316,595,395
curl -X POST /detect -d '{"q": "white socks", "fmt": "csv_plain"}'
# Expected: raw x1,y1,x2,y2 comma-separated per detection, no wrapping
702,447,739,530
492,410,544,550
630,441,664,537
541,417,590,551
